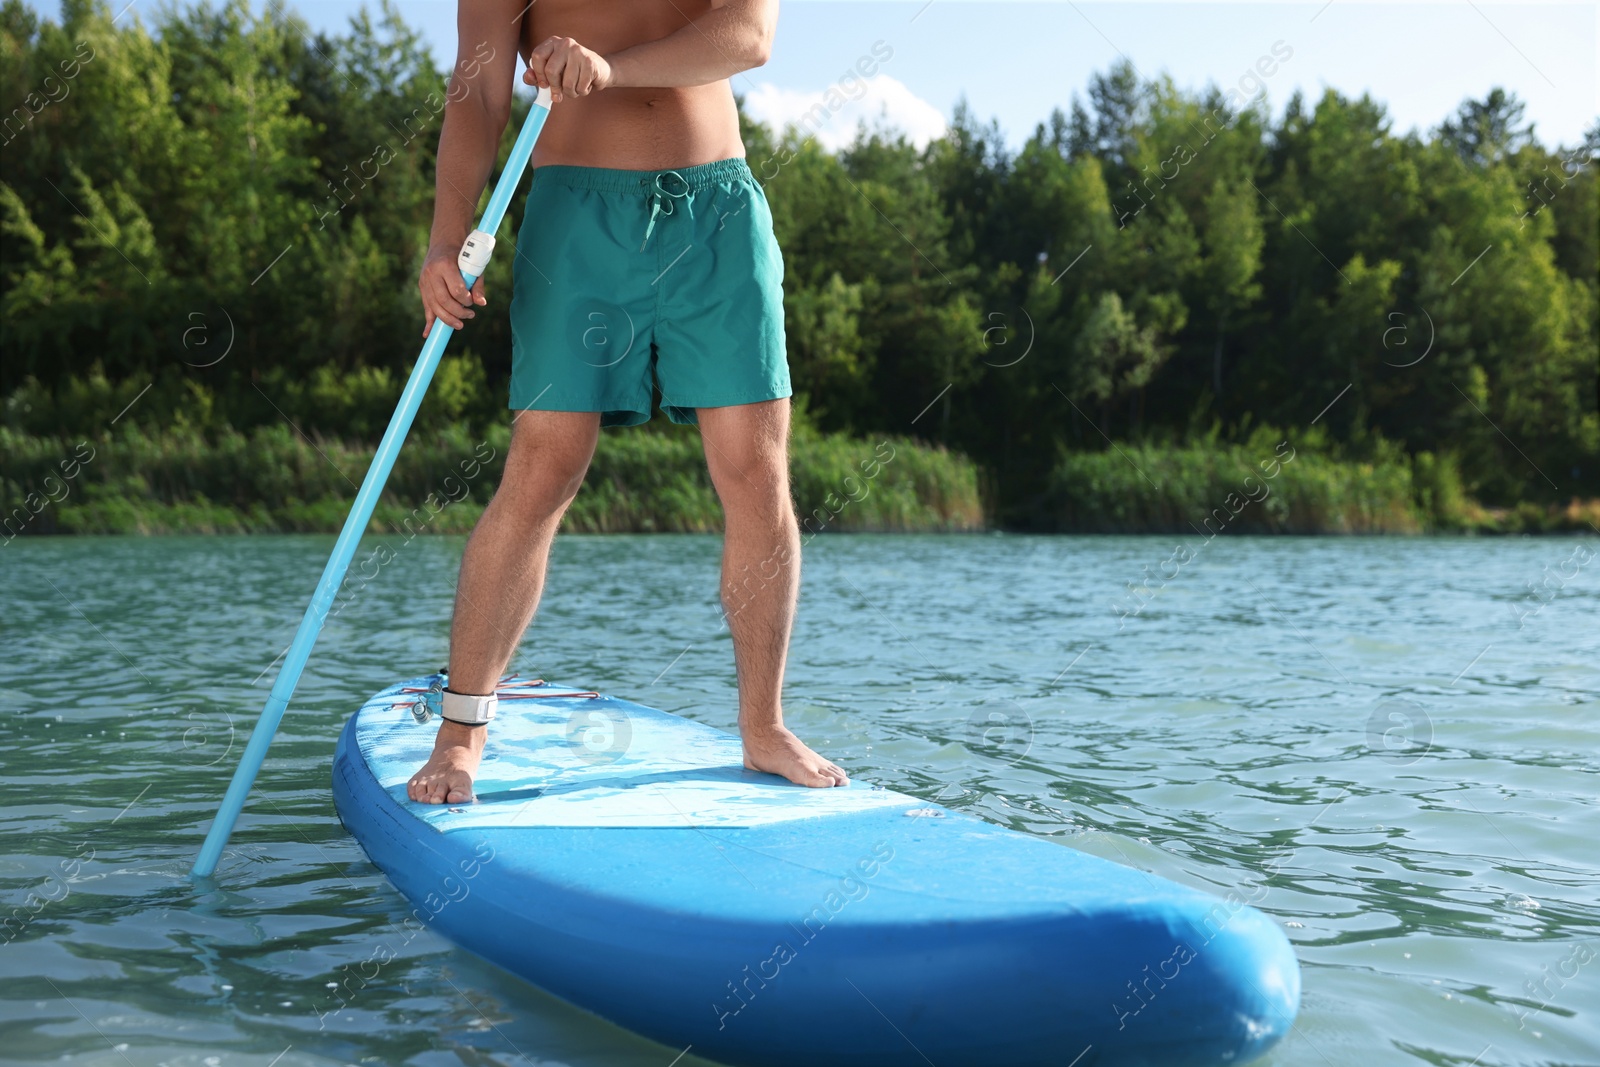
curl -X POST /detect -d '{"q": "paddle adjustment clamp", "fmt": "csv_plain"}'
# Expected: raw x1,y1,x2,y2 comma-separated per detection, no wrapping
458,230,496,276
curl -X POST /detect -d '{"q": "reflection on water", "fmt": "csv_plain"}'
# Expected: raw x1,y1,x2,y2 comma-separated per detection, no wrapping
1,533,1597,1065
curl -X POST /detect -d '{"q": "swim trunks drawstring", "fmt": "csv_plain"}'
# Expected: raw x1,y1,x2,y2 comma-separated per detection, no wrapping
639,170,689,251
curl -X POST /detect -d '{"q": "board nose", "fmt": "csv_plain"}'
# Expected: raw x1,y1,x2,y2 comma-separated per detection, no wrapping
1069,898,1299,1065
1150,901,1302,1062
1212,905,1301,1052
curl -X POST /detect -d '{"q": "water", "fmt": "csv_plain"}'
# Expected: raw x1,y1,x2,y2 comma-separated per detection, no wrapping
2,532,1597,1067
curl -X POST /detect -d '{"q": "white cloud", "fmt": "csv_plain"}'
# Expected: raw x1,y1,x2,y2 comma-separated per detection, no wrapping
743,74,948,152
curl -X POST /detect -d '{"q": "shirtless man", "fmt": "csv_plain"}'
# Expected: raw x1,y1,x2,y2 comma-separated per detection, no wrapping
406,0,847,803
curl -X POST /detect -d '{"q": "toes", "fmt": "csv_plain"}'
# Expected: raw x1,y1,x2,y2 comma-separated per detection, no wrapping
407,768,477,805
800,762,844,788
809,759,848,787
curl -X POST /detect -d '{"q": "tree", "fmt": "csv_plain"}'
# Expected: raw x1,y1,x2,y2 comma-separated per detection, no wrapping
1439,88,1534,168
1067,291,1171,425
1198,178,1264,399
1087,59,1145,169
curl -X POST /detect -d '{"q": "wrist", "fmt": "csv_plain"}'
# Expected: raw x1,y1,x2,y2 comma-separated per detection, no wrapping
602,50,632,90
426,235,466,260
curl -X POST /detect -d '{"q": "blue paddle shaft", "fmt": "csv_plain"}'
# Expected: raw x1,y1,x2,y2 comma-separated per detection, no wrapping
191,93,552,879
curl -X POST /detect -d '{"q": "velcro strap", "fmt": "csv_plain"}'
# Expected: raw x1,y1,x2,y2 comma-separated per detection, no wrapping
441,688,497,726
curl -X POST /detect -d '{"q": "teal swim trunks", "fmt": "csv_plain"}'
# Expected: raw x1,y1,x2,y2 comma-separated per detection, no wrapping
507,157,790,426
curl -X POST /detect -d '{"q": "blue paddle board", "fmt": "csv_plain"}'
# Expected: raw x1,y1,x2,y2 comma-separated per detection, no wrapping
332,674,1299,1066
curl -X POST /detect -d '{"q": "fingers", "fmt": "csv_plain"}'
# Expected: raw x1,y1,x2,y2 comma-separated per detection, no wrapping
432,283,471,328
425,275,472,331
430,302,467,332
418,253,481,337
526,37,554,90
525,37,604,101
544,50,569,102
562,53,583,98
568,49,602,96
528,36,560,98
444,271,471,307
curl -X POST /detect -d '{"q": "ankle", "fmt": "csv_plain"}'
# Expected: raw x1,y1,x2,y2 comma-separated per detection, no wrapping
443,676,498,697
436,719,487,748
739,714,787,734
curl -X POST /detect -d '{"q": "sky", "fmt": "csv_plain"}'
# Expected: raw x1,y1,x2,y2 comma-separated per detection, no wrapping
37,1,1600,151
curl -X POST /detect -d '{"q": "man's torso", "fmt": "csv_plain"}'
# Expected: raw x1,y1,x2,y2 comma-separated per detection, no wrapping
520,0,745,171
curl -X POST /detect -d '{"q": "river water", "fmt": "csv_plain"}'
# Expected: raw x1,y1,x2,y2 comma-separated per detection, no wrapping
2,533,1597,1066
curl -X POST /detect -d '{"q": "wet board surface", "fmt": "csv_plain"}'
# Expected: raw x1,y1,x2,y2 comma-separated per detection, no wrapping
333,675,1300,1067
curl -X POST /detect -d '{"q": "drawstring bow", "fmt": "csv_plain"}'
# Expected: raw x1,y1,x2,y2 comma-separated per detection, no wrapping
640,170,689,251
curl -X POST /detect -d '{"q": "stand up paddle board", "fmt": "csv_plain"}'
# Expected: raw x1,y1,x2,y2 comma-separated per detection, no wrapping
332,674,1300,1066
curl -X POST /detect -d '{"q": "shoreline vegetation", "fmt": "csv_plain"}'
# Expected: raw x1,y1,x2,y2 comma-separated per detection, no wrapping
3,421,1594,540
1041,428,1600,535
0,420,986,538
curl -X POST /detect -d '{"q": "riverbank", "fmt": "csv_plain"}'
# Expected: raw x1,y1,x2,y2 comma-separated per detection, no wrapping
4,423,1592,538
1040,429,1599,535
0,421,984,537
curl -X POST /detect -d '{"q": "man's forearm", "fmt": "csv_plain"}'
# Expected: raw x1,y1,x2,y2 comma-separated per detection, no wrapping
606,3,775,89
428,98,508,252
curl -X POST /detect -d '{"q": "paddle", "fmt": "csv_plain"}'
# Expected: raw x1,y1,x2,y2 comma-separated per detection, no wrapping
191,87,555,879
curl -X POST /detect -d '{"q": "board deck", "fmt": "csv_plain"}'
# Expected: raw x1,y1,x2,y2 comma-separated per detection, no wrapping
333,675,1300,1067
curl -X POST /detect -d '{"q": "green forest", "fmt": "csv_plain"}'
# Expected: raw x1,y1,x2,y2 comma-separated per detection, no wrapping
2,0,1597,536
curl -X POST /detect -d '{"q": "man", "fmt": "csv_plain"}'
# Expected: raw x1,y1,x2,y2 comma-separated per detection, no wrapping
407,0,848,804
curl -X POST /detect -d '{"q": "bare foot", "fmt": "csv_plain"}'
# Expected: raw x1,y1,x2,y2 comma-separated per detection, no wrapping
407,721,487,804
742,722,849,787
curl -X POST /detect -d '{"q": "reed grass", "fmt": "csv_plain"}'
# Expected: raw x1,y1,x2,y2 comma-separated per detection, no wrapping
0,420,984,537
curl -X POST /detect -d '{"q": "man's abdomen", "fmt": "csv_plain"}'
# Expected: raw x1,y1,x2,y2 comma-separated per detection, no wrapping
527,86,745,171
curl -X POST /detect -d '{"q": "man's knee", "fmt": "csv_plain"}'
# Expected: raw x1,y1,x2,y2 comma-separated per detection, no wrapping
712,452,791,517
501,459,587,518
701,399,791,506
500,414,596,517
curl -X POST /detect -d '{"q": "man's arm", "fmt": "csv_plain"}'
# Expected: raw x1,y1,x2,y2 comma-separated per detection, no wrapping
525,0,777,102
419,1,523,339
